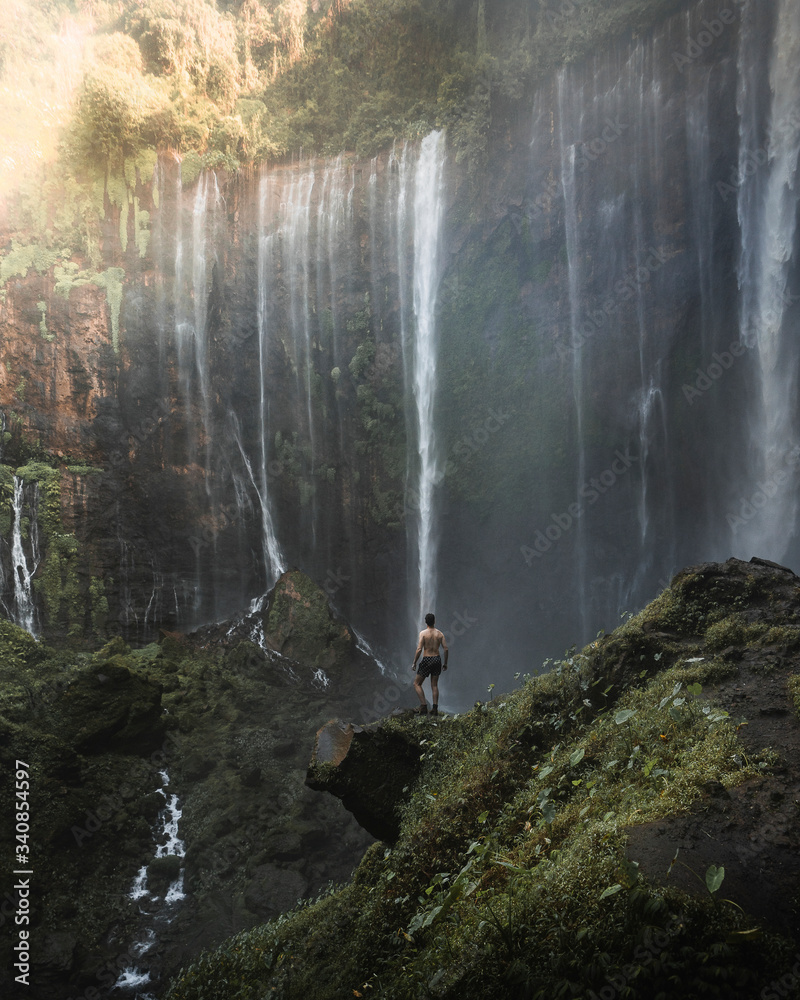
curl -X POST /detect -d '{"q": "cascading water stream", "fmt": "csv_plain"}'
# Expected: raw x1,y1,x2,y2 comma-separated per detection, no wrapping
255,170,287,588
557,72,589,640
411,132,446,625
10,477,39,637
115,770,186,997
173,167,224,609
283,165,317,534
736,0,800,560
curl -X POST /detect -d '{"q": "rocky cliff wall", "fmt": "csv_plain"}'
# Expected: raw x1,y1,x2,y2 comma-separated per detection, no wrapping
2,0,797,705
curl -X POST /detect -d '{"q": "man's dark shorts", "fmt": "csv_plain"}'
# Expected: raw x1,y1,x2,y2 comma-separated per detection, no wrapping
417,656,442,679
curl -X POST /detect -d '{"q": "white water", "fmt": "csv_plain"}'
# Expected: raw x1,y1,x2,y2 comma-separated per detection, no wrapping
557,72,589,640
283,165,317,525
175,169,222,470
736,0,800,560
411,132,446,625
115,770,186,994
255,173,287,586
10,477,39,636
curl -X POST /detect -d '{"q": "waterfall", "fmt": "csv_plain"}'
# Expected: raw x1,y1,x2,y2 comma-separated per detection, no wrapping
557,70,589,639
10,477,39,637
175,169,221,469
736,0,800,560
255,170,287,587
282,165,317,530
115,770,186,997
411,132,446,625
172,167,224,611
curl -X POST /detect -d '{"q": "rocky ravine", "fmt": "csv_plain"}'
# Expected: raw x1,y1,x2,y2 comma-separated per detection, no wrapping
0,569,397,1000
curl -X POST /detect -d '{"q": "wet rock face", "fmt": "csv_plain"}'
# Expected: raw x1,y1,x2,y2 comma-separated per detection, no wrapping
0,0,781,687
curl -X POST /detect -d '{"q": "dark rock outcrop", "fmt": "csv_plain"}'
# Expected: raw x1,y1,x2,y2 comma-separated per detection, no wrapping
306,716,422,842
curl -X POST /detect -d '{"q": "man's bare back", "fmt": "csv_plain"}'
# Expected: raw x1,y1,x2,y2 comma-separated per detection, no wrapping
418,626,446,659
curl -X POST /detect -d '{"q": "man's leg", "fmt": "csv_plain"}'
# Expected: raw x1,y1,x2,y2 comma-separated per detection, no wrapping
430,673,439,714
413,671,427,707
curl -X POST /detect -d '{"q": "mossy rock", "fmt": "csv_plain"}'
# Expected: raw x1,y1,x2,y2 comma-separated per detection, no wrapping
263,570,355,672
55,660,163,752
0,618,48,668
148,854,182,893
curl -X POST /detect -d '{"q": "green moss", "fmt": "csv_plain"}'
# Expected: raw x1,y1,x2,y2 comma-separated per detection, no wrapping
703,614,769,653
89,576,110,638
37,300,54,342
91,268,125,353
134,198,151,258
0,465,15,536
789,676,800,718
36,531,81,635
66,465,104,476
53,262,93,299
180,150,204,188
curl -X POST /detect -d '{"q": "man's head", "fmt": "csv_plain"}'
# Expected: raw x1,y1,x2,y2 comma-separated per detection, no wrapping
425,613,435,627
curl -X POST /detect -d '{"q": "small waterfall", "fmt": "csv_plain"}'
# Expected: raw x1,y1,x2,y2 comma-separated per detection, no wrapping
174,167,223,608
175,170,222,461
255,171,287,587
736,0,800,560
283,165,317,530
230,414,285,586
10,477,39,637
558,71,589,639
411,132,446,625
115,770,186,997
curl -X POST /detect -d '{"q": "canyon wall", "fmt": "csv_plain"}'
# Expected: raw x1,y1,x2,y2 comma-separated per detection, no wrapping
1,0,799,703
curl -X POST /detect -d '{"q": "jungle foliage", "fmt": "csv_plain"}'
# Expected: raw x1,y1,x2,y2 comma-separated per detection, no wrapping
3,0,686,182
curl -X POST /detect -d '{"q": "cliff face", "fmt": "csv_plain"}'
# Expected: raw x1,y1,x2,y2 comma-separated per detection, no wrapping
1,0,798,702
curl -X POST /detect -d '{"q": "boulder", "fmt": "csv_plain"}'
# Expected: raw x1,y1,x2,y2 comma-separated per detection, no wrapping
262,570,356,674
306,717,422,842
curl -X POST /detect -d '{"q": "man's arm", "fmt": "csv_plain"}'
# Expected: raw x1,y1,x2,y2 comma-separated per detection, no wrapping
440,631,449,668
412,633,423,670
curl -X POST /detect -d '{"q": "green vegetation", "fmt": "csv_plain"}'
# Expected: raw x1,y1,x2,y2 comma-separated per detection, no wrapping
0,570,380,991
164,563,798,1000
2,460,101,640
789,675,800,718
0,0,687,351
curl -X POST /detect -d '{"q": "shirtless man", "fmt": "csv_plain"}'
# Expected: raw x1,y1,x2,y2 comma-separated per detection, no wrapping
412,613,448,716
